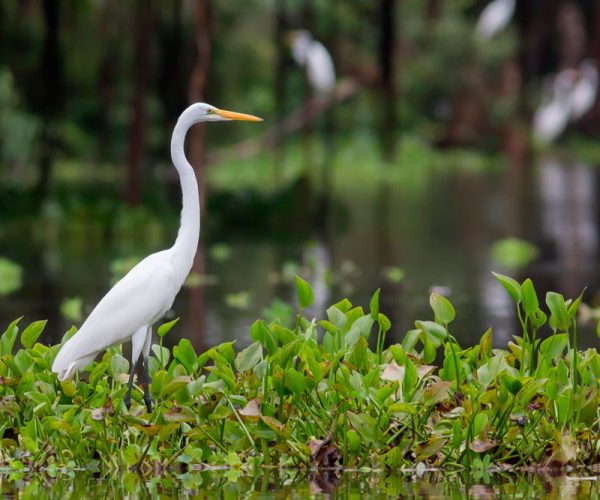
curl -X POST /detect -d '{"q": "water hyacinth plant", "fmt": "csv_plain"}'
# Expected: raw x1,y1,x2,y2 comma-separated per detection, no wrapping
0,273,598,473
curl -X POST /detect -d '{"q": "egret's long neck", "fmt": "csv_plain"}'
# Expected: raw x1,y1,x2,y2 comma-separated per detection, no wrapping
170,110,201,282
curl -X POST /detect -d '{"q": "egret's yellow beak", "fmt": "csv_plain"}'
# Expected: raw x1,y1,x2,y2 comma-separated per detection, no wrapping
215,108,263,122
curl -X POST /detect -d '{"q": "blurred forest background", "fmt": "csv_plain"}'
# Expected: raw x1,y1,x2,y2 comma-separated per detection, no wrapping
2,0,600,350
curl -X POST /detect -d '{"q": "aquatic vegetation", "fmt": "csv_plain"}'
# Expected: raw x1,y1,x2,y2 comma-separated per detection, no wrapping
0,274,598,472
491,237,539,269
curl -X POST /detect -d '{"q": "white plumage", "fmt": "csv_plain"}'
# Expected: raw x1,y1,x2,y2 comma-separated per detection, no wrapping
569,60,599,121
290,30,336,94
533,70,577,144
52,103,262,410
475,0,515,40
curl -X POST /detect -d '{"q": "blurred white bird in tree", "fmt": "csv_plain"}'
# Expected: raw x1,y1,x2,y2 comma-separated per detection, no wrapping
533,70,578,144
475,0,515,39
569,60,599,121
289,30,336,94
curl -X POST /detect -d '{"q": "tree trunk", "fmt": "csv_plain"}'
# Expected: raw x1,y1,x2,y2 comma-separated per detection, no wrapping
188,0,211,178
273,0,289,169
125,0,153,205
187,0,212,348
379,0,397,160
35,0,63,199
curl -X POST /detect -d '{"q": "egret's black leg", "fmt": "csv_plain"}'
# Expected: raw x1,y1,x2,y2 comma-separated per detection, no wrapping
141,356,154,413
124,356,140,410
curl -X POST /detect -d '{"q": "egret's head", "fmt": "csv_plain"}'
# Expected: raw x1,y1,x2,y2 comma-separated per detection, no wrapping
189,103,263,123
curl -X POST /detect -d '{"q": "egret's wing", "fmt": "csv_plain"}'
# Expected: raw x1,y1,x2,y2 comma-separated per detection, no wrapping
52,250,177,376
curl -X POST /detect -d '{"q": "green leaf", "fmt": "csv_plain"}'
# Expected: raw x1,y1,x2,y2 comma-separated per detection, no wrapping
546,292,569,331
284,367,306,395
539,333,568,361
499,373,522,396
173,339,197,373
492,272,522,304
158,318,179,338
250,320,277,355
234,341,263,372
378,313,391,333
521,279,539,317
20,320,47,349
348,413,378,445
370,289,380,320
295,276,314,309
402,359,418,401
1,317,21,356
429,293,455,324
472,413,488,437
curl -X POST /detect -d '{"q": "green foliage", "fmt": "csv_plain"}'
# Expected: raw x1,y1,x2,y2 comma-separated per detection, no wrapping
0,276,598,473
0,257,23,296
491,238,539,269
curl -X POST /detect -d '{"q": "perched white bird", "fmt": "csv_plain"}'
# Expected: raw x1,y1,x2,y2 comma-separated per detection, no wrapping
569,60,599,121
533,70,578,144
475,0,515,40
289,30,336,94
52,103,262,411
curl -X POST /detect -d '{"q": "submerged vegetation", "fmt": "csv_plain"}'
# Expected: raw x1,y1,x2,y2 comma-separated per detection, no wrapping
0,274,599,473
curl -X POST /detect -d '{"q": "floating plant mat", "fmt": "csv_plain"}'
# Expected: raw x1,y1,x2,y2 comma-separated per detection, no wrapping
0,275,599,472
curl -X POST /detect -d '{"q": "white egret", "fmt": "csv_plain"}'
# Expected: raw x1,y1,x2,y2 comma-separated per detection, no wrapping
289,30,336,94
533,70,577,144
475,0,515,40
52,103,262,411
569,60,598,121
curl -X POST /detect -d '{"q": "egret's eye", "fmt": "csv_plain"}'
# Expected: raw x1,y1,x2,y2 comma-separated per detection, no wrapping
206,108,216,114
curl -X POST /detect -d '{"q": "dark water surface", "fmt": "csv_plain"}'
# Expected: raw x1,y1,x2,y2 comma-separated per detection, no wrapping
1,153,600,352
1,469,599,498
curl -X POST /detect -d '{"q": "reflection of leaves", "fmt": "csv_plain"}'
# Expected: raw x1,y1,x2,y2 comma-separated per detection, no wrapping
225,291,252,311
491,238,539,269
60,297,83,322
0,257,23,296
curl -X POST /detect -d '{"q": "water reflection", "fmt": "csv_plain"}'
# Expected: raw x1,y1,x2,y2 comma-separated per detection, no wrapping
1,470,599,498
538,156,598,297
2,156,600,351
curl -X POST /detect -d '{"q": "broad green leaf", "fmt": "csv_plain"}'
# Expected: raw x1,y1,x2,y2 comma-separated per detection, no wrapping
234,341,263,372
539,333,567,361
251,320,277,355
348,412,377,444
284,367,305,395
1,317,21,356
499,372,522,395
472,413,488,437
173,339,197,373
521,279,539,317
378,313,391,333
546,292,569,331
429,292,455,324
492,272,521,303
295,276,314,309
370,289,380,320
158,318,179,338
21,320,46,349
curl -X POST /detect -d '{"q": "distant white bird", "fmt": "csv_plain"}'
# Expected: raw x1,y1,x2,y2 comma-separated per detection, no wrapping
289,30,336,94
533,70,578,144
52,103,262,411
475,0,515,40
569,60,599,121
